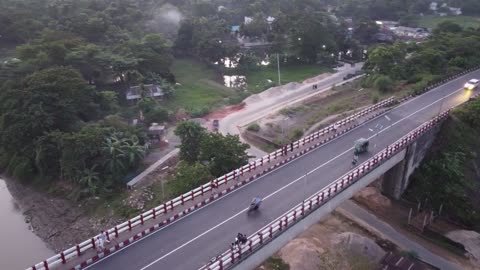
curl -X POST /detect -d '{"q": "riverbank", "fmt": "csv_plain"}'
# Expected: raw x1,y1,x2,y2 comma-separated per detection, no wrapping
0,177,53,269
3,176,121,253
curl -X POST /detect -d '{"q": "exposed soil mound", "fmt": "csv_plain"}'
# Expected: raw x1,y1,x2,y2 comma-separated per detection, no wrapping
446,230,480,262
332,232,386,263
279,238,324,270
354,187,391,214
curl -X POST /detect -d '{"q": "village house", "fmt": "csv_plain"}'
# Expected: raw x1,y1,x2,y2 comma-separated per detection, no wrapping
126,84,164,103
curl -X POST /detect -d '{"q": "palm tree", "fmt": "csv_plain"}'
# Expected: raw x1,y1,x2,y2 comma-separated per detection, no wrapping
102,133,127,174
79,165,100,194
121,135,146,167
102,133,146,176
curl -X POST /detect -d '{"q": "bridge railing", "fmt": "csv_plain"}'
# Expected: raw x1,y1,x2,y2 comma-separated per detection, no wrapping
28,96,395,270
200,111,450,270
30,62,480,270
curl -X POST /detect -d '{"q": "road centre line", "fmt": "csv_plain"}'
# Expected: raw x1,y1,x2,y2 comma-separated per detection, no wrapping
86,75,469,269
140,87,464,270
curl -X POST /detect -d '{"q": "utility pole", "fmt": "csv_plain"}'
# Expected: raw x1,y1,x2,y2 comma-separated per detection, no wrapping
277,53,281,85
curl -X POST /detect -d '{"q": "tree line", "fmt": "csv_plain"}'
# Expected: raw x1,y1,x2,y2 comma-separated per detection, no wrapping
363,21,480,93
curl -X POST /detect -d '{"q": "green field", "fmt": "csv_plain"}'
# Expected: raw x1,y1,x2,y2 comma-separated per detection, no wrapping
167,58,235,114
246,64,332,93
418,15,480,29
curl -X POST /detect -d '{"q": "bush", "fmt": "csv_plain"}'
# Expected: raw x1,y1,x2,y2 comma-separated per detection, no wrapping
189,106,211,118
168,162,212,197
247,123,260,132
290,128,304,140
265,258,290,270
371,93,380,104
144,107,170,125
399,250,419,260
374,75,393,92
228,92,249,105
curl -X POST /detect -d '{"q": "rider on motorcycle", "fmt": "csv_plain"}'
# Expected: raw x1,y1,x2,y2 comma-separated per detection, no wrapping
250,197,263,210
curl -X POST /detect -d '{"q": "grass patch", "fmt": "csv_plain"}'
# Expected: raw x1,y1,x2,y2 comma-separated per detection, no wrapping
247,123,260,132
417,15,480,29
167,58,235,113
246,64,332,93
264,257,290,270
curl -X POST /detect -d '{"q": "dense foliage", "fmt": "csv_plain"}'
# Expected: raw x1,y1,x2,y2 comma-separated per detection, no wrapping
0,67,146,193
363,23,480,93
407,101,480,228
172,121,249,194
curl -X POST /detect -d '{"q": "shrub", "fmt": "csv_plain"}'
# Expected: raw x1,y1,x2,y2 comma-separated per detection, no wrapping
374,75,393,92
247,123,260,132
371,93,380,104
144,107,170,125
290,128,304,140
228,92,249,105
399,250,419,260
189,106,211,118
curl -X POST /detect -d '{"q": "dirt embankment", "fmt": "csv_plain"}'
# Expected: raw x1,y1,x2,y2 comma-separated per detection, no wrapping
257,212,392,270
4,178,114,253
3,155,178,253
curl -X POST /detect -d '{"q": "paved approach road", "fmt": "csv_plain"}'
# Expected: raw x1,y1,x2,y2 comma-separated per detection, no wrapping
86,71,479,270
219,63,363,158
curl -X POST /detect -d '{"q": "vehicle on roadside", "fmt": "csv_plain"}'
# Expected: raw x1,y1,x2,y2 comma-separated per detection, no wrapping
213,119,219,132
464,79,479,90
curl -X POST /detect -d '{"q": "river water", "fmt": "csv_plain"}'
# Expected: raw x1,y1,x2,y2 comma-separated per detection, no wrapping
0,178,53,269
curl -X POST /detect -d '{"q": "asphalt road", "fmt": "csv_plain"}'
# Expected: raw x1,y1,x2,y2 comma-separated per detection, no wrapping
86,70,480,270
219,63,363,158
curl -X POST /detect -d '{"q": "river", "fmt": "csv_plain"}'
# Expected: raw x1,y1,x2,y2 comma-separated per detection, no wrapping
0,178,53,269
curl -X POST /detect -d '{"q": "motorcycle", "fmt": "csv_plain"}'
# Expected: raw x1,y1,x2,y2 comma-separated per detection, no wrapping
248,197,262,212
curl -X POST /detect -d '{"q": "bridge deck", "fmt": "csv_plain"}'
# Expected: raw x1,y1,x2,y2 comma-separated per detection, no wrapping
83,70,478,270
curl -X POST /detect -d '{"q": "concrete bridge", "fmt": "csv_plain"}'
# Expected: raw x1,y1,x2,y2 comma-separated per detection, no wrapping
29,67,480,270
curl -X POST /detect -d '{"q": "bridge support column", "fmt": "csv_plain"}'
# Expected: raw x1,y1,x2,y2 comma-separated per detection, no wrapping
381,123,442,199
381,142,415,199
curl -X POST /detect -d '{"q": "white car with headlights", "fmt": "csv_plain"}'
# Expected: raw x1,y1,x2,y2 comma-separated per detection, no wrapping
464,79,479,90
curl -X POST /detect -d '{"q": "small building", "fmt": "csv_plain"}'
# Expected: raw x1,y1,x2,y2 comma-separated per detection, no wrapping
266,16,275,24
449,7,462,15
429,2,438,11
244,16,253,25
231,25,240,35
147,123,165,142
126,84,164,102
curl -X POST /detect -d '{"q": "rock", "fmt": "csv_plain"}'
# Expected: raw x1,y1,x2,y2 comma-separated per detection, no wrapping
278,238,324,270
332,232,386,263
446,230,480,262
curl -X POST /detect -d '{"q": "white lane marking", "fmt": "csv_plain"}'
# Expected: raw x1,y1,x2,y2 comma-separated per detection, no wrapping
139,207,249,270
139,87,465,270
86,80,469,269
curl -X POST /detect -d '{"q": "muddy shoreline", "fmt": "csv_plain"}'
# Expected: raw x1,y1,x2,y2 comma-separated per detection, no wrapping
3,175,119,254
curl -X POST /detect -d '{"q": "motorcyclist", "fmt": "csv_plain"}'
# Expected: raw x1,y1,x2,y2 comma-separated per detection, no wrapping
351,154,358,167
250,197,262,210
237,233,247,244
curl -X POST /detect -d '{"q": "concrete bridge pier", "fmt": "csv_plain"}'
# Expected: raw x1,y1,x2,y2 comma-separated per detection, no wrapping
381,124,443,199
